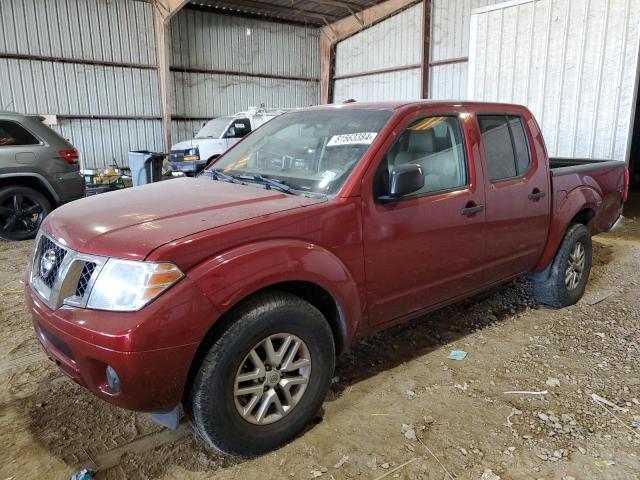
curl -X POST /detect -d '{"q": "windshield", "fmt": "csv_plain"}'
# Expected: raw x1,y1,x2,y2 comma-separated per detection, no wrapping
195,117,233,139
208,108,393,195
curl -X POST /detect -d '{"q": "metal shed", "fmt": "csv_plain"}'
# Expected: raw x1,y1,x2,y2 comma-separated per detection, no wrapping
2,0,639,179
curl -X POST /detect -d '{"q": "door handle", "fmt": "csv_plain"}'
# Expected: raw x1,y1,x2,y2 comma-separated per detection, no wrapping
528,190,546,201
460,204,484,216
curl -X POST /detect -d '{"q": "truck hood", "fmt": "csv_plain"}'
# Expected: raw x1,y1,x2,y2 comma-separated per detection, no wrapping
171,138,227,151
43,178,324,260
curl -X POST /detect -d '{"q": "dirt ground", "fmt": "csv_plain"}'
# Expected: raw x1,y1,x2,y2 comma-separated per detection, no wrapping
1,202,639,480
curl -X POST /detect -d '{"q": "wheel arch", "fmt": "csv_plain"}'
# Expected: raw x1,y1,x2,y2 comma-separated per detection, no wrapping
182,280,348,407
0,174,59,207
532,185,600,273
182,239,362,404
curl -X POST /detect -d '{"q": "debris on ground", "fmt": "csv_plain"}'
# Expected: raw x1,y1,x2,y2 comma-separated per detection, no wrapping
545,377,561,387
448,349,468,360
70,468,96,480
404,389,416,399
401,423,416,440
310,466,328,477
503,389,548,395
333,455,349,468
480,468,501,480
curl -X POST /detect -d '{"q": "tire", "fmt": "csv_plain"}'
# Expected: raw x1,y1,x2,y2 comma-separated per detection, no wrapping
188,292,335,457
0,186,51,241
531,223,592,308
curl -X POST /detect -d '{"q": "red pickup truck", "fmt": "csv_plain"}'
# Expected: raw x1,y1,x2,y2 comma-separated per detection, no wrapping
25,101,627,456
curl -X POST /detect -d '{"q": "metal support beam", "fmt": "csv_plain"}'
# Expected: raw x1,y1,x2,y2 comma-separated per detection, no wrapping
153,0,189,152
420,0,431,99
319,0,420,104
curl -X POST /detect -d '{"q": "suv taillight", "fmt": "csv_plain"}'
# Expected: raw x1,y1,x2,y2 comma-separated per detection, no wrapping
59,149,79,164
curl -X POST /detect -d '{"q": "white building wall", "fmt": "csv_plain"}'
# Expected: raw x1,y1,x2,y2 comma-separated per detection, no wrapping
468,0,640,161
429,0,509,100
333,3,423,102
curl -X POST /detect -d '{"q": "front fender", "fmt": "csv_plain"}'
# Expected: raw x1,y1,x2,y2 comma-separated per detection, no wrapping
533,185,602,272
187,239,362,347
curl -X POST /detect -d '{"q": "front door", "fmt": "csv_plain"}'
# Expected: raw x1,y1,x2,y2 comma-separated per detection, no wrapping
362,112,487,327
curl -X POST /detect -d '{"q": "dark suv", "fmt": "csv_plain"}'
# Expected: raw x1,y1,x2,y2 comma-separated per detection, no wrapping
0,112,85,240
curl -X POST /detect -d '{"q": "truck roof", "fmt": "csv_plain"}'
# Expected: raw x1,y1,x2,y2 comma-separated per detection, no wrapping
309,100,528,111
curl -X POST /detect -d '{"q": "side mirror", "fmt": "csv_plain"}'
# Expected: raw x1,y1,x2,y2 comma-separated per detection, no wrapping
378,163,424,203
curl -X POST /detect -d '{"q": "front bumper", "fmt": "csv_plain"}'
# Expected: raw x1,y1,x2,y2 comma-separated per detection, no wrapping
25,277,217,412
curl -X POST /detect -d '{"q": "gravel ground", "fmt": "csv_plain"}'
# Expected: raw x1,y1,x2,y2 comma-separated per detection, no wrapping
0,202,639,479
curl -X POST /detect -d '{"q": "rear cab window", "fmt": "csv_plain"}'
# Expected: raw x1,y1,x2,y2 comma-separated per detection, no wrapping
0,120,40,147
478,115,531,181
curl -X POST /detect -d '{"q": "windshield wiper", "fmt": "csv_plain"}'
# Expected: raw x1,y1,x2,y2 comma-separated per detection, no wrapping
206,169,243,184
239,174,297,195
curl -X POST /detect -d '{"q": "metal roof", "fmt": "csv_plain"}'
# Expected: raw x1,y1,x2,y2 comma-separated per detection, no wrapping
187,0,383,26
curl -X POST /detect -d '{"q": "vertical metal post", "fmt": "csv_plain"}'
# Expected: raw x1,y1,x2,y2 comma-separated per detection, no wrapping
154,6,172,152
420,0,431,99
320,32,334,104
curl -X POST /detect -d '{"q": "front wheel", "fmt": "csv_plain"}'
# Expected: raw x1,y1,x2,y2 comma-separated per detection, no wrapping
188,292,335,457
531,223,592,308
0,186,51,241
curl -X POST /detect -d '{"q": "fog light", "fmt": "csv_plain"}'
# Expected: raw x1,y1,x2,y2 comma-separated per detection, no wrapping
106,365,121,393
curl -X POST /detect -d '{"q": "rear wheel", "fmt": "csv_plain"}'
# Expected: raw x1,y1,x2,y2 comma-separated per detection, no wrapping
531,223,592,307
0,186,51,241
188,292,335,457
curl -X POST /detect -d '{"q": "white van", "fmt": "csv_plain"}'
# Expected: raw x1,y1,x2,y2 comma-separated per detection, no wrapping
168,107,291,175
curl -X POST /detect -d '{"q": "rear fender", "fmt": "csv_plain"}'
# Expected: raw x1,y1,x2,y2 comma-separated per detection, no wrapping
532,185,601,273
187,239,361,347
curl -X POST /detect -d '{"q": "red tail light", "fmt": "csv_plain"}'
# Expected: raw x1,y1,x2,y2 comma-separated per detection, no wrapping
623,168,629,203
59,149,79,164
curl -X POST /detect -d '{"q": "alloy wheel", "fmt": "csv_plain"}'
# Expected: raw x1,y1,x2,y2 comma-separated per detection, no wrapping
0,193,44,237
565,241,585,290
233,333,311,425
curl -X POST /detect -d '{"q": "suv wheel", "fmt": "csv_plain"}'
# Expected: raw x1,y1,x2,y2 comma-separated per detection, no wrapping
531,223,592,307
188,292,335,457
0,186,51,241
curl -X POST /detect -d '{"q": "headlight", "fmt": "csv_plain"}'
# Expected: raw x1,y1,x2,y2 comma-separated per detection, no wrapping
184,147,200,161
87,259,184,311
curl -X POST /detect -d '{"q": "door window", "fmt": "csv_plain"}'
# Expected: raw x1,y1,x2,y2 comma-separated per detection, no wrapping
375,116,467,198
224,118,252,139
478,115,531,181
0,120,40,146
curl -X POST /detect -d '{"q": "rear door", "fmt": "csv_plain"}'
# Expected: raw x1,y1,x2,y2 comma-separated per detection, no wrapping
361,110,487,327
475,112,550,281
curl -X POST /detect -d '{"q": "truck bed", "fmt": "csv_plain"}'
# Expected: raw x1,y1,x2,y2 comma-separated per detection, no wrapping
549,157,626,176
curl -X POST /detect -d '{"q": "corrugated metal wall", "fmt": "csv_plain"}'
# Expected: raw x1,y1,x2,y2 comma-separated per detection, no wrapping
0,0,161,168
333,3,423,102
170,9,320,143
430,0,506,99
0,1,321,167
468,0,640,161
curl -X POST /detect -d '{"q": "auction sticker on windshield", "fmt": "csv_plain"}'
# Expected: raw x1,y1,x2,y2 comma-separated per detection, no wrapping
327,132,377,146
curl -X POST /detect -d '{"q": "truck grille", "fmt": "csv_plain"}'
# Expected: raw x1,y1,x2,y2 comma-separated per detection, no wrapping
170,151,185,162
30,234,106,310
35,236,67,288
75,262,96,297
